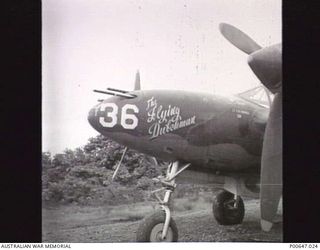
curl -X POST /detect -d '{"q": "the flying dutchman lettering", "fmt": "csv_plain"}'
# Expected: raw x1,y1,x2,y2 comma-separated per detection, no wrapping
146,97,196,139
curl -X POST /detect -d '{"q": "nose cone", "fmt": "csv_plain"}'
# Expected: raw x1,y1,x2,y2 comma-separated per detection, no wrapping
87,95,140,143
87,103,100,131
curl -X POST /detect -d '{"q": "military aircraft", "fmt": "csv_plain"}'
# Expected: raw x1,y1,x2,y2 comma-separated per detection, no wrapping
88,23,282,242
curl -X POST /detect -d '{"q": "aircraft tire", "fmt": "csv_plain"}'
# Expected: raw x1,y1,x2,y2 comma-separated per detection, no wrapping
136,210,178,242
213,190,245,225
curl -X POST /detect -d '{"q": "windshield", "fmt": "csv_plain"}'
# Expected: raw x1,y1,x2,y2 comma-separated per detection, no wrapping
236,86,273,108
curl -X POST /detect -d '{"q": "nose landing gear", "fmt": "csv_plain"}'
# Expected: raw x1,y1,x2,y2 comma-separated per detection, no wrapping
136,161,190,242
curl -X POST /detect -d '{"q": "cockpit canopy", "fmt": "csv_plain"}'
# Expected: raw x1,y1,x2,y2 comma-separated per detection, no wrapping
236,85,274,108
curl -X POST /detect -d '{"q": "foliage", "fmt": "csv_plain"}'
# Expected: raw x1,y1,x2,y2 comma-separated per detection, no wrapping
42,135,166,206
42,152,52,168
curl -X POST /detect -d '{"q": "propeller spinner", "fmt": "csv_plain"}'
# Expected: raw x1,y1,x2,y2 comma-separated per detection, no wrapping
219,23,282,231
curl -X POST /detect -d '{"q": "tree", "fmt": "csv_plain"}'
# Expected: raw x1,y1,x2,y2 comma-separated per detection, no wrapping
74,147,87,165
42,152,52,168
43,134,168,205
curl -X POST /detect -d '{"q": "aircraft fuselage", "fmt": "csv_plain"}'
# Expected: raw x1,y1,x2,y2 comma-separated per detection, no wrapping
88,89,268,173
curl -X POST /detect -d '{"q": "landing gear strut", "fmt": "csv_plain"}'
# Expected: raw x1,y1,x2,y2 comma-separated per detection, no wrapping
136,161,190,242
212,189,245,225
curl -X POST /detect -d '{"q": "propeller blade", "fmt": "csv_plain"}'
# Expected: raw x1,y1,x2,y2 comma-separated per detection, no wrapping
248,44,282,93
219,22,282,232
112,147,128,181
219,23,262,54
134,70,141,90
260,92,282,231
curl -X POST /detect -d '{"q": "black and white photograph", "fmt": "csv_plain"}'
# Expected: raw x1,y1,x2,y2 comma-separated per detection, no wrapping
42,0,282,242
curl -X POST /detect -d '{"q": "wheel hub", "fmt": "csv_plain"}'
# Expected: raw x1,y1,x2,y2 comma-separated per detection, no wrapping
150,223,173,242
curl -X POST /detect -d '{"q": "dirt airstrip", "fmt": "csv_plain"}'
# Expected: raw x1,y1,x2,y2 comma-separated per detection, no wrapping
43,197,282,242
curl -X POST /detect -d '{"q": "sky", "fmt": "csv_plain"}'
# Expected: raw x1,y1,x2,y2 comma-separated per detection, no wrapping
42,0,281,154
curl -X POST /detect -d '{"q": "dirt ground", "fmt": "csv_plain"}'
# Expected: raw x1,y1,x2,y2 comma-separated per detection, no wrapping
42,196,282,242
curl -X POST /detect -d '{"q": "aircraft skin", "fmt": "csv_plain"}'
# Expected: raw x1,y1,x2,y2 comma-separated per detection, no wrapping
88,89,269,175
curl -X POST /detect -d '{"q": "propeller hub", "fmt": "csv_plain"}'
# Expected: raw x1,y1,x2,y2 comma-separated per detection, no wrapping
248,44,282,94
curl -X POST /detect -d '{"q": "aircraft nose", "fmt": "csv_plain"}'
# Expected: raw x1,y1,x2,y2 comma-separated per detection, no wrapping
87,103,100,130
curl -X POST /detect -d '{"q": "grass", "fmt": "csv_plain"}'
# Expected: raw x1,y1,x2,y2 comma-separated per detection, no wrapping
42,191,215,233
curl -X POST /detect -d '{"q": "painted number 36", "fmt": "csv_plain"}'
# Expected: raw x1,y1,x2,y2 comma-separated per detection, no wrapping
99,103,139,129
